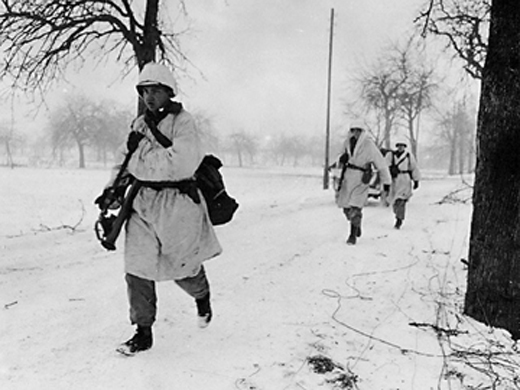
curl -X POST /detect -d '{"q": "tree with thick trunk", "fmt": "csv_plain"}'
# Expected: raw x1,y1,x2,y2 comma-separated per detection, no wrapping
464,1,520,339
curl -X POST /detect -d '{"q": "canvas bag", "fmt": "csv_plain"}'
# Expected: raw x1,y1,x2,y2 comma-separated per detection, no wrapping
195,155,239,225
144,105,239,225
361,164,373,184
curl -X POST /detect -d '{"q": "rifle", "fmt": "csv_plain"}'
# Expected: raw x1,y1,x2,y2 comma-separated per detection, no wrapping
96,104,181,250
96,180,141,250
336,152,349,192
94,151,140,251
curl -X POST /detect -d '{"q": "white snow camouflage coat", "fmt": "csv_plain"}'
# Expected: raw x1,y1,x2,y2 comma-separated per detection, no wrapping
386,150,421,202
110,109,222,281
336,130,391,209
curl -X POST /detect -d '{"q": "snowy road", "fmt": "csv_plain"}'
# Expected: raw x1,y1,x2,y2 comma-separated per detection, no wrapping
2,166,505,390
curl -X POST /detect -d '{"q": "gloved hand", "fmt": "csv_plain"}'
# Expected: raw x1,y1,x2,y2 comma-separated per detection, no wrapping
95,186,125,210
94,188,115,210
413,181,419,190
383,184,391,193
126,131,145,153
339,152,349,165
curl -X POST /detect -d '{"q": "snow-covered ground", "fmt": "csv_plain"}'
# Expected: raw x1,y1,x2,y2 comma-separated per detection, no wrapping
1,166,519,390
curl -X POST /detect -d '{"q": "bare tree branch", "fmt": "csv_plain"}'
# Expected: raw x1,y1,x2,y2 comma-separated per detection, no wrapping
415,0,490,79
0,0,187,95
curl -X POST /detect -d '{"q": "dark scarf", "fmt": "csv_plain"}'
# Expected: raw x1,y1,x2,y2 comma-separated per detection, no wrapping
349,137,358,155
144,101,183,148
394,150,405,158
144,100,183,127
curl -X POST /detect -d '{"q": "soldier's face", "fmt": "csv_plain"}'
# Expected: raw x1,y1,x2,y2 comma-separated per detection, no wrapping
142,85,170,112
351,129,362,139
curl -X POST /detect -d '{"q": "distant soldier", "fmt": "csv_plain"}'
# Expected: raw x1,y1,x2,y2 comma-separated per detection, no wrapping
386,139,421,229
336,126,391,245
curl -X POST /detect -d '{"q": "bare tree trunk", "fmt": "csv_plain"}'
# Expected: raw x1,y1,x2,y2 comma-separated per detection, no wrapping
467,137,475,173
384,111,392,150
135,0,160,115
407,116,417,158
236,149,243,167
78,142,85,169
458,132,465,174
4,140,14,168
464,0,520,340
448,132,457,175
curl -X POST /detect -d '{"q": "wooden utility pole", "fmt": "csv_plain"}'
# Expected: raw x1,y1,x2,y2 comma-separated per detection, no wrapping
323,8,334,189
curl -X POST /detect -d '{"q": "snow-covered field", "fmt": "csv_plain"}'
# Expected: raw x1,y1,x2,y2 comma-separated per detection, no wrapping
1,166,518,390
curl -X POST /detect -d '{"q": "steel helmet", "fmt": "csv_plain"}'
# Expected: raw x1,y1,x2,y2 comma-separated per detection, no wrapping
394,137,409,148
349,120,366,132
136,63,177,97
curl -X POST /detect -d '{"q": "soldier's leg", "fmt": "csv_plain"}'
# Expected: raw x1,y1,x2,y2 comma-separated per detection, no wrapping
393,199,407,228
349,207,362,231
175,266,212,328
342,207,351,220
125,273,157,327
346,207,362,244
118,273,156,355
394,199,406,220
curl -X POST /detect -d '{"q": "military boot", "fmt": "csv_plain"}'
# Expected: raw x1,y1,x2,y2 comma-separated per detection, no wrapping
117,325,153,356
346,223,357,245
196,293,212,329
356,225,362,237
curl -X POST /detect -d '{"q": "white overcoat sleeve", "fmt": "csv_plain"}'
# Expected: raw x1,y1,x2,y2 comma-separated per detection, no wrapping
127,112,204,182
370,143,392,185
409,153,421,181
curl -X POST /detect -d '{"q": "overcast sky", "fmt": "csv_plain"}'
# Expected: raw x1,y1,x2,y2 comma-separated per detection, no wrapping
178,0,428,138
2,0,430,140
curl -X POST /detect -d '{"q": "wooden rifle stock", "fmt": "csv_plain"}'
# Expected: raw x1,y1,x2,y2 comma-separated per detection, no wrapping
101,180,142,251
337,154,348,192
95,148,136,250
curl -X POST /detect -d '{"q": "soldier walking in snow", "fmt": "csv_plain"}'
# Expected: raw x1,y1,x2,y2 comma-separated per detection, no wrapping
95,63,222,356
386,139,421,229
335,126,392,245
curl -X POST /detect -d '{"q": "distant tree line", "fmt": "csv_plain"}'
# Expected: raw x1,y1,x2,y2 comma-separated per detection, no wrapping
1,87,477,173
0,93,343,169
343,34,477,174
217,131,326,168
44,94,132,168
345,38,436,157
0,0,479,174
0,119,25,168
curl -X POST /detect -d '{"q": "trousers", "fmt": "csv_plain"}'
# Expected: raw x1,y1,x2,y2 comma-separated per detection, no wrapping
393,198,407,220
343,206,362,227
125,266,210,327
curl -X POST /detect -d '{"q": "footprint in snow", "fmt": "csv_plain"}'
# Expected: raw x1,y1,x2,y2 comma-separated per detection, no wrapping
235,377,260,390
